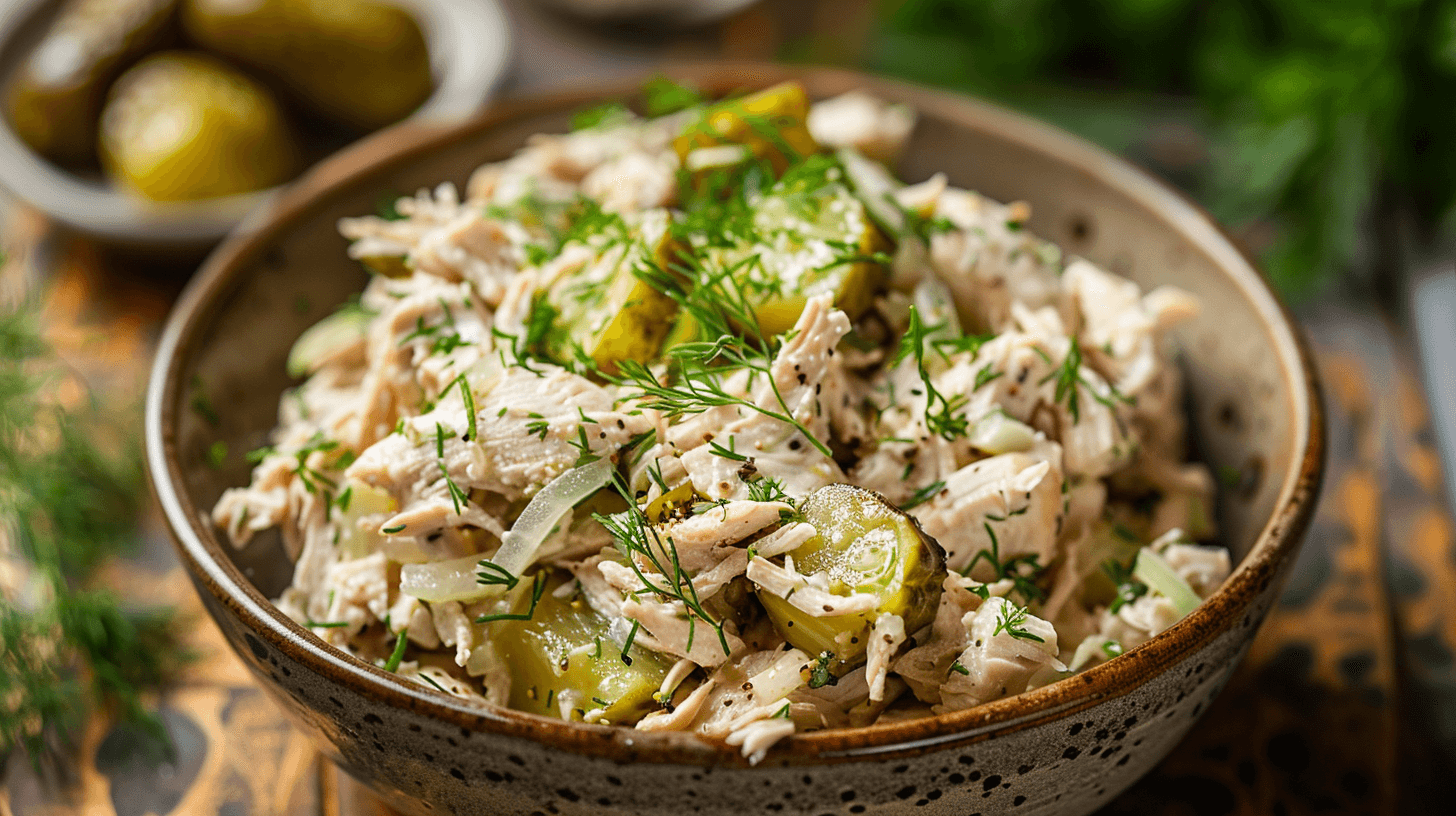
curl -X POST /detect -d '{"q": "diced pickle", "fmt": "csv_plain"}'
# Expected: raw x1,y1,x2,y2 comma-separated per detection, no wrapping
758,484,946,675
358,254,410,277
705,161,888,337
488,572,672,724
542,209,678,374
335,479,397,560
287,305,372,377
5,0,176,165
673,81,818,175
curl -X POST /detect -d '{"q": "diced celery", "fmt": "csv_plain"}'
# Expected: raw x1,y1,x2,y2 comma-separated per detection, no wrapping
1133,548,1202,617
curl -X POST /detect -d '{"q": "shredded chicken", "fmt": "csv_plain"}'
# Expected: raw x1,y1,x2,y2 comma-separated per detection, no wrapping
213,87,1222,766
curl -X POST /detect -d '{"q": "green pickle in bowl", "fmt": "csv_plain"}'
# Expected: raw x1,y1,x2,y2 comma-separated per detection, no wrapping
4,0,176,166
181,0,433,132
98,51,299,201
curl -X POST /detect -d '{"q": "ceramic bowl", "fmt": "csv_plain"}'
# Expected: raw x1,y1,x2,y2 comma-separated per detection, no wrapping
145,63,1325,816
0,0,510,248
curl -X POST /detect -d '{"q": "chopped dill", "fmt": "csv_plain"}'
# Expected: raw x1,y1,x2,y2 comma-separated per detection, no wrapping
962,522,1045,604
438,463,468,515
806,651,839,689
1102,558,1148,613
901,480,945,511
620,620,641,666
476,559,518,590
475,572,549,624
993,601,1045,643
384,629,409,672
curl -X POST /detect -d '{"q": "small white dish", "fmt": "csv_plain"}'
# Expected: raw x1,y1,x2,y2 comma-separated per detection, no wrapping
0,0,512,247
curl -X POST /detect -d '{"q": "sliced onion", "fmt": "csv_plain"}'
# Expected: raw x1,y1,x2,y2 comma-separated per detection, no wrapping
398,458,613,604
1133,548,1201,617
399,553,492,603
492,457,614,577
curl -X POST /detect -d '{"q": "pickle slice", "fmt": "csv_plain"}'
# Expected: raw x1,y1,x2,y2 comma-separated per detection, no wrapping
758,484,946,675
673,81,818,175
488,573,672,724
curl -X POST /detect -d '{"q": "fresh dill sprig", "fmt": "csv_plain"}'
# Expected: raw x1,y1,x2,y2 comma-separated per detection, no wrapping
475,559,519,590
1040,337,1135,424
1101,558,1148,613
474,572,549,624
962,522,1045,604
993,601,1046,643
0,302,185,761
892,306,970,442
593,470,731,659
901,480,945,511
612,356,833,459
745,475,792,506
569,425,601,467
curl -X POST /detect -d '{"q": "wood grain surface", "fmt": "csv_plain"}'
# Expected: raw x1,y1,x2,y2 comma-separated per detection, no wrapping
4,0,1456,811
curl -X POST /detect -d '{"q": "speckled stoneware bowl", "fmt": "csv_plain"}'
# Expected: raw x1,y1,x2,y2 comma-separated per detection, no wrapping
145,64,1325,816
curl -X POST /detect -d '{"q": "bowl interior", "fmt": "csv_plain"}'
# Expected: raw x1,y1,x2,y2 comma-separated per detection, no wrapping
153,65,1317,747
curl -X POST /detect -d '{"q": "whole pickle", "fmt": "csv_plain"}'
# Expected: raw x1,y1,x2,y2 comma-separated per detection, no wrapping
5,0,176,165
181,0,433,132
98,52,299,200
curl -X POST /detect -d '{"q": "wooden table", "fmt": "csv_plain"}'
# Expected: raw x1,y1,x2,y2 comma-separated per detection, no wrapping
4,1,1456,813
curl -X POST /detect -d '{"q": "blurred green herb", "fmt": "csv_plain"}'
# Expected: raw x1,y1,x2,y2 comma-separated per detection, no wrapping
865,0,1455,298
0,299,185,763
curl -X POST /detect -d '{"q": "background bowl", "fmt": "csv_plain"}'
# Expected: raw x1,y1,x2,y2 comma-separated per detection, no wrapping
145,64,1324,815
0,0,511,248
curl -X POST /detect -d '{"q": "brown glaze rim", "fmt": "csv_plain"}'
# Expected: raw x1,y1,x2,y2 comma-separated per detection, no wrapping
145,62,1326,768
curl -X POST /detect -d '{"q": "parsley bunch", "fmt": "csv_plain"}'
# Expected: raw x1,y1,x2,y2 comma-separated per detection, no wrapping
0,302,184,762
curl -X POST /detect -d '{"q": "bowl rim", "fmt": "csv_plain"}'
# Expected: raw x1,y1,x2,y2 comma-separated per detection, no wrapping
0,0,512,245
145,62,1326,767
